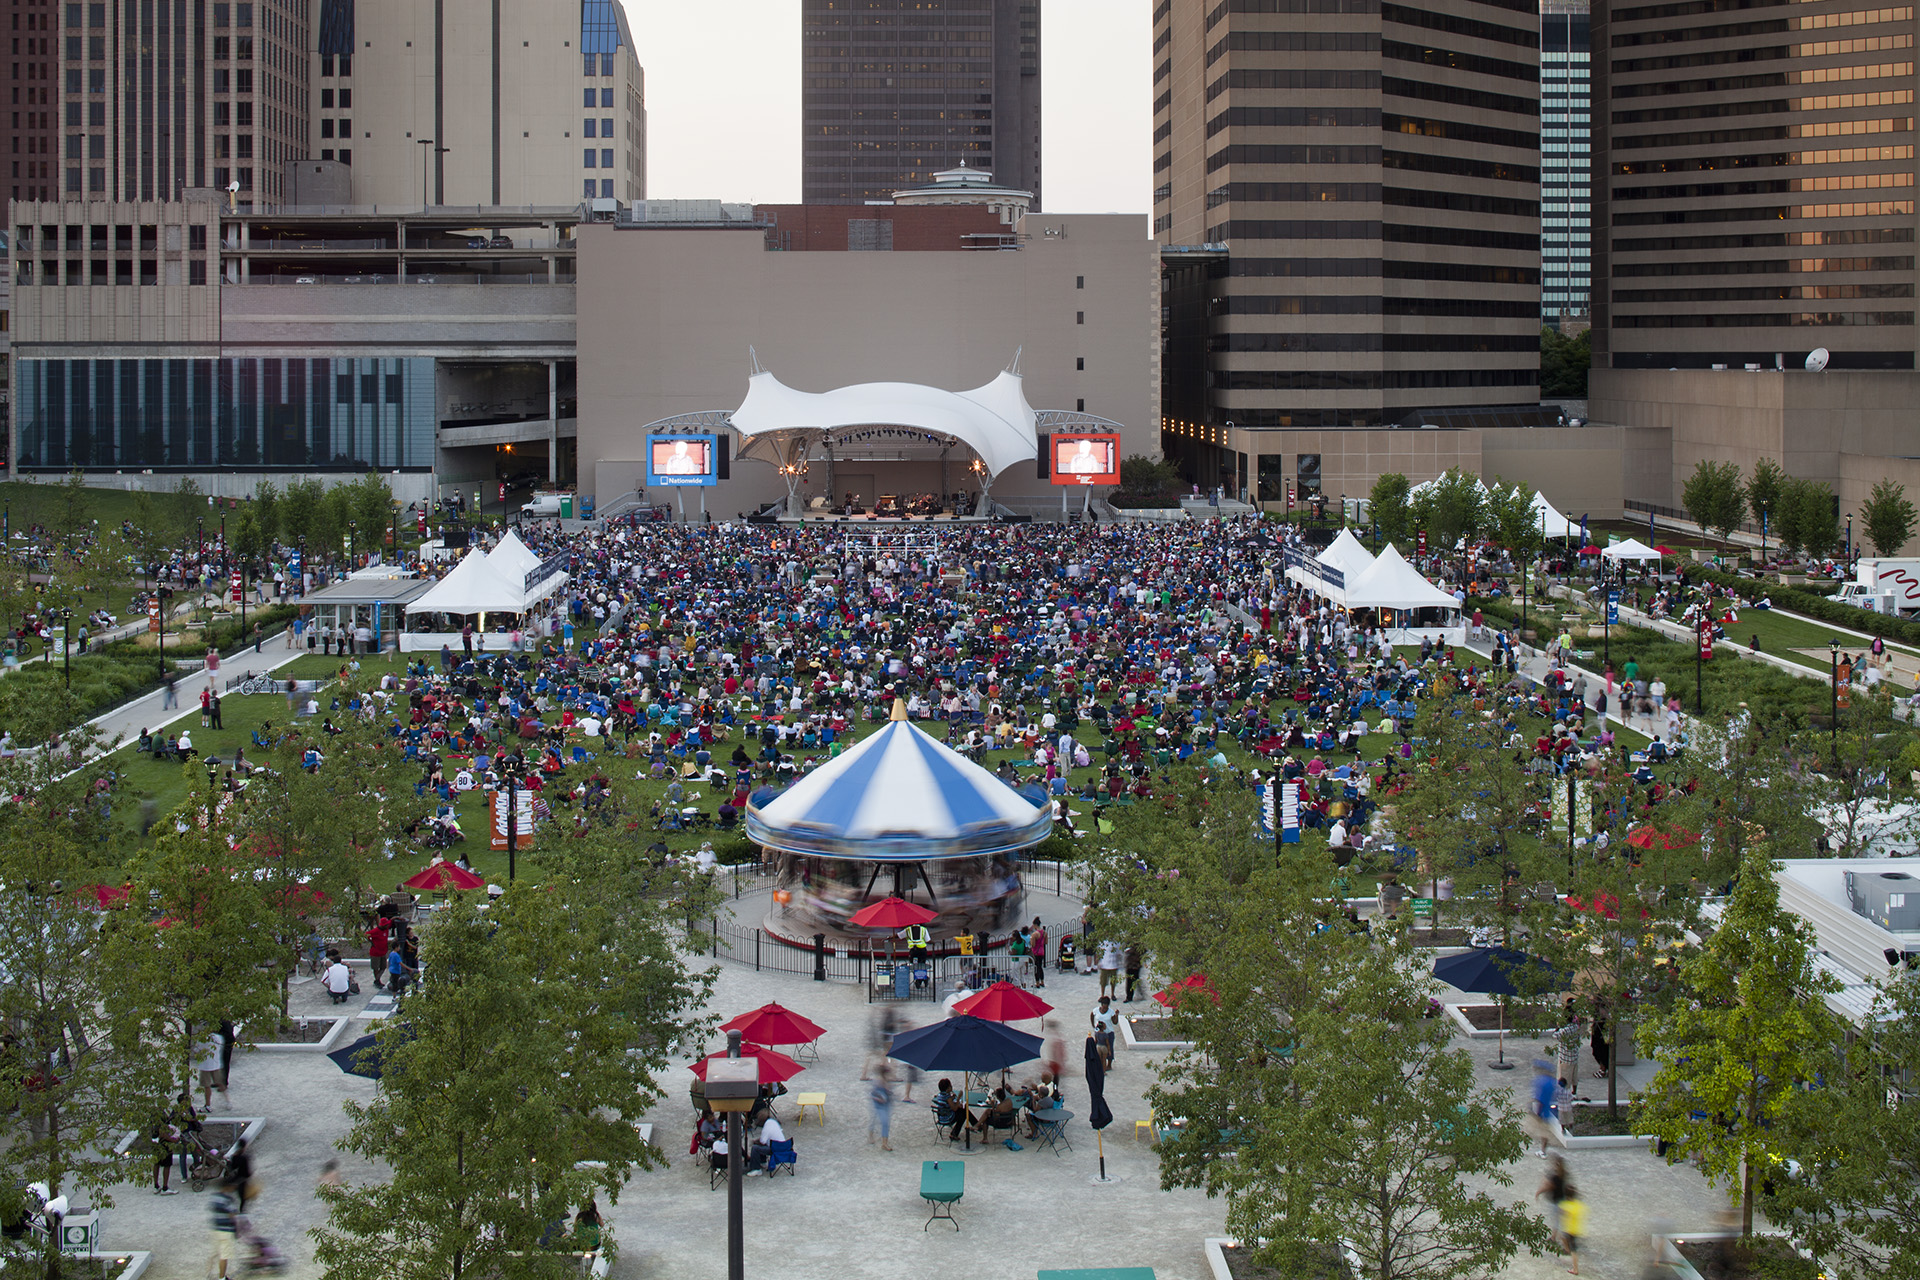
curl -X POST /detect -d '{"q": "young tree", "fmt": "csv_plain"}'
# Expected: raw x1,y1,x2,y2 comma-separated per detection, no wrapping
346,473,395,557
1484,478,1543,560
1811,688,1913,857
1747,457,1787,534
1766,972,1920,1280
0,738,156,1280
1859,477,1917,556
1789,477,1841,561
1636,846,1838,1235
1681,460,1746,540
313,879,715,1278
1369,472,1413,546
1540,324,1592,398
251,479,282,549
279,479,323,560
98,796,284,1099
1406,469,1485,560
1092,788,1548,1280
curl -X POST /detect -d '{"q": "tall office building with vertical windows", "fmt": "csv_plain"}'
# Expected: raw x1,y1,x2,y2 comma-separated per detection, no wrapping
1541,0,1590,324
308,0,645,208
801,0,1041,207
7,0,59,203
1155,0,1542,432
53,0,308,206
1593,0,1918,370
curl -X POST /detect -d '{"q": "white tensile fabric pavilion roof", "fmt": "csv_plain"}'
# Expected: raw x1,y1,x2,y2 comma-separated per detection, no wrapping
1532,491,1579,538
728,370,1040,478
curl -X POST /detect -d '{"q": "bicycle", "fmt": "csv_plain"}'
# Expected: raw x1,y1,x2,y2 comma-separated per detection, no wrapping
236,675,278,696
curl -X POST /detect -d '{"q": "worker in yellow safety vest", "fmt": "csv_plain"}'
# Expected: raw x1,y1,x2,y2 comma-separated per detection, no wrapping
903,923,932,962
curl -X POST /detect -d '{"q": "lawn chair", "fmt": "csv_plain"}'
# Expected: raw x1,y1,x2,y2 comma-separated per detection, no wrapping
764,1138,797,1178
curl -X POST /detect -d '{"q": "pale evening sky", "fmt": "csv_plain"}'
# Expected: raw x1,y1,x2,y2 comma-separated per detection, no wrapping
620,0,1153,216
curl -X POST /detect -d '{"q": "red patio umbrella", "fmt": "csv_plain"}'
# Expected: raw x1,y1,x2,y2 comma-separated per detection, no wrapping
719,1002,827,1047
1654,545,1678,556
270,885,331,911
79,884,130,910
403,861,486,892
689,1043,807,1085
846,896,938,929
1625,826,1698,851
954,980,1054,1023
1153,973,1219,1007
1578,544,1605,556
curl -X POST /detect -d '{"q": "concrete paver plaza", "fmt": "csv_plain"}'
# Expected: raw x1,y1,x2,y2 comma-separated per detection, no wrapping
94,927,1750,1280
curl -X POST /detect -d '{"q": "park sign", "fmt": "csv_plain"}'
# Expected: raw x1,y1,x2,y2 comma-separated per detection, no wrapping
523,552,568,596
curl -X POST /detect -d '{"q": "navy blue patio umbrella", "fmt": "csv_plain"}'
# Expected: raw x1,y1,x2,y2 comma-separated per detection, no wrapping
1432,946,1568,1070
886,1014,1044,1076
327,1032,389,1080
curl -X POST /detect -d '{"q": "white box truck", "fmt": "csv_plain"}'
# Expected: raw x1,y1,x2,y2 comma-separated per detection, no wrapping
1829,558,1920,615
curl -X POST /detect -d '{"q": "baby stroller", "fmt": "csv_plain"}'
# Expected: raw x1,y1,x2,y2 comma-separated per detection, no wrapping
238,1218,289,1274
1056,933,1077,972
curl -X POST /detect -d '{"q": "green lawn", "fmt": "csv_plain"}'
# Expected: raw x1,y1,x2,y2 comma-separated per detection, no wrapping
106,639,1686,898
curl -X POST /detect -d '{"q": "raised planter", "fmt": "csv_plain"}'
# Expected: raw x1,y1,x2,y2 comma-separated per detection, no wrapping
1205,1236,1361,1280
1120,1013,1193,1051
112,1116,265,1160
1659,1232,1826,1280
247,1014,353,1053
1442,1002,1553,1042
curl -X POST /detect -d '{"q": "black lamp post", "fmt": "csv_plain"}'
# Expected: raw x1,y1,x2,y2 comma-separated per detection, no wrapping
1830,638,1841,756
504,757,521,883
1846,513,1854,569
1760,504,1768,565
706,1033,758,1280
59,607,71,687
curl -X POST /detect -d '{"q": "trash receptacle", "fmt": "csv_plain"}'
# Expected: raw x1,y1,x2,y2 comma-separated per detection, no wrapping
560,494,574,519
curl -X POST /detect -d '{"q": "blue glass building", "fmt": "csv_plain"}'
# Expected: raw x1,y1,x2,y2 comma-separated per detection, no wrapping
1541,0,1591,326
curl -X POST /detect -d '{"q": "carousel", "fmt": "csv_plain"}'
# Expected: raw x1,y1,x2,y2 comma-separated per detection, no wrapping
749,702,1053,946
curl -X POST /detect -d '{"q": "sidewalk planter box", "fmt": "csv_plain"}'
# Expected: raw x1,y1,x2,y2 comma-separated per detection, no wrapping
1658,1232,1826,1280
112,1116,265,1160
247,1014,352,1053
1206,1237,1361,1280
1121,1013,1194,1051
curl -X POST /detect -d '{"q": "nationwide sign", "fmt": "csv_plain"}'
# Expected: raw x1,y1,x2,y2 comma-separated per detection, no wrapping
1282,545,1346,592
523,552,569,596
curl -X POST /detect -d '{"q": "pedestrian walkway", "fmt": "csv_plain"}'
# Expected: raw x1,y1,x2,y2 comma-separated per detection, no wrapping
84,628,305,751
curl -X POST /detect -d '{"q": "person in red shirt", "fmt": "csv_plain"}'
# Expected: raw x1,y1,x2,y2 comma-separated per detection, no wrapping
364,922,390,991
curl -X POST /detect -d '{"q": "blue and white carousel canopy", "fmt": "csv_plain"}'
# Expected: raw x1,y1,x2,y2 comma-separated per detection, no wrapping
745,717,1052,861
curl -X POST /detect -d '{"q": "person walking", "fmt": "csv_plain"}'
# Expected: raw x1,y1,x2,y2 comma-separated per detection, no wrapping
867,1066,895,1151
1536,1151,1569,1249
1558,1176,1586,1274
1090,995,1119,1070
209,693,223,731
196,1032,227,1110
207,1180,240,1279
1029,917,1048,989
162,673,177,709
1123,944,1143,1003
1097,937,1122,998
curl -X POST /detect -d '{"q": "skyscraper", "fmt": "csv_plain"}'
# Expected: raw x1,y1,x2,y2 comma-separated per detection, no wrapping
311,0,646,207
801,0,1041,207
57,0,309,205
6,0,58,204
1541,0,1590,324
1155,0,1542,430
1593,0,1917,371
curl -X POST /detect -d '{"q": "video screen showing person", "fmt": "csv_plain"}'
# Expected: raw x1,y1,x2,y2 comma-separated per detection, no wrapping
651,437,711,478
1052,435,1117,482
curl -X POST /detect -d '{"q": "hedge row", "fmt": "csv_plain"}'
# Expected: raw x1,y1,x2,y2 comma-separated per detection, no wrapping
1688,565,1920,645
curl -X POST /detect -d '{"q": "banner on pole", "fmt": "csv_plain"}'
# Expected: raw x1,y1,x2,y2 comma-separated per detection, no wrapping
489,788,536,851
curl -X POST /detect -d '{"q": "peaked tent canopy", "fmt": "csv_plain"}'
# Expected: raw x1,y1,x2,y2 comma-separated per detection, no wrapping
485,530,541,582
1342,544,1461,611
1531,492,1579,539
407,549,530,617
746,710,1051,860
1319,527,1377,580
728,370,1039,479
1601,538,1664,562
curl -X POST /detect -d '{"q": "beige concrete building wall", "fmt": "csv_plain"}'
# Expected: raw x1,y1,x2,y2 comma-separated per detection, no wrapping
8,199,222,345
314,0,644,209
1218,422,1672,520
574,213,1159,512
1594,366,1920,551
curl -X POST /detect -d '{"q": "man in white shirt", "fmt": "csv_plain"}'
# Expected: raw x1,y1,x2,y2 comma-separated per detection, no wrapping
323,955,354,1005
747,1113,786,1175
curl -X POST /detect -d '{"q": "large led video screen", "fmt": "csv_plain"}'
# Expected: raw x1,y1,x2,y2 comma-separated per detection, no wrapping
645,434,718,487
1050,433,1121,486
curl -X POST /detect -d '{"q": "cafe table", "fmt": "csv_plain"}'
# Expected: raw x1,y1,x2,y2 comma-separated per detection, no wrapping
919,1159,965,1231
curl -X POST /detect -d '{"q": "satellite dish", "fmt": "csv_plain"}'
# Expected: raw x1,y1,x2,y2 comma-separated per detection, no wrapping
1806,348,1830,373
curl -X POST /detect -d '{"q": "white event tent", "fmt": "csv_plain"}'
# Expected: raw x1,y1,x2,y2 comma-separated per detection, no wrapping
1601,538,1664,563
1319,527,1376,581
486,529,569,607
401,548,554,650
1343,544,1462,612
1531,491,1579,539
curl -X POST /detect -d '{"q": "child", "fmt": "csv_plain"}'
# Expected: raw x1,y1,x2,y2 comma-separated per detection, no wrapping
1558,1181,1586,1274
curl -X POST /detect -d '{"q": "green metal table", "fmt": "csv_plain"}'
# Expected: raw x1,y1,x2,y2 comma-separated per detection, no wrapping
919,1159,965,1231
